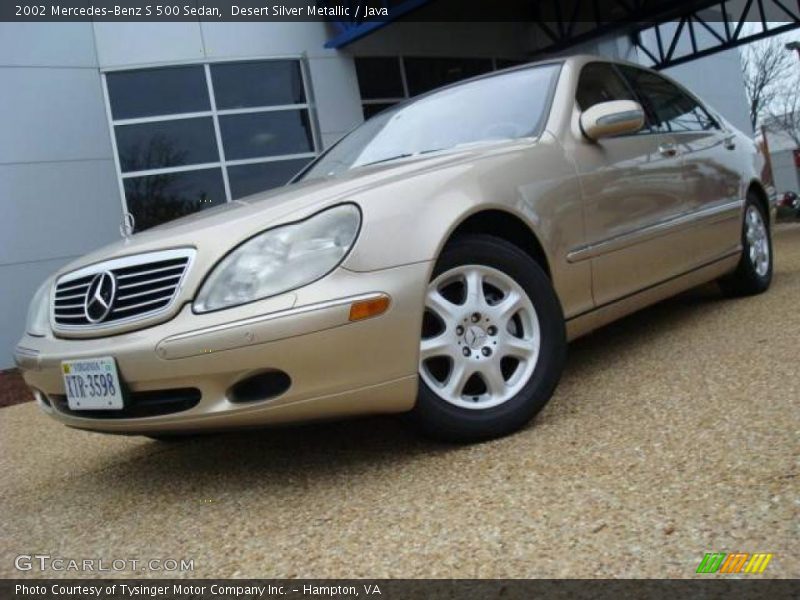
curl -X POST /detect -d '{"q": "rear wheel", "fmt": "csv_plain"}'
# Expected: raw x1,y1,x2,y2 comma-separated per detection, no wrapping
411,234,566,442
719,195,772,297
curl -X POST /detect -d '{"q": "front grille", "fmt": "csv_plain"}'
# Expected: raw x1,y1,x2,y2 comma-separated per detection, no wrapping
53,250,193,330
51,388,201,419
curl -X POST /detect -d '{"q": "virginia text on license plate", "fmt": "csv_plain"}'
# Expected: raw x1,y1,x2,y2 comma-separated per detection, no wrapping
62,357,124,410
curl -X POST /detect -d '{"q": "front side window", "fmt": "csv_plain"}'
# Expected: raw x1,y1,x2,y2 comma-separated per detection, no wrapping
105,60,316,232
617,66,718,133
301,64,561,181
576,62,636,111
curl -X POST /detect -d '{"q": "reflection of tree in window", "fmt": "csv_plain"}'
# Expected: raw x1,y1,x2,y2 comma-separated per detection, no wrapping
120,135,189,173
124,168,224,232
115,117,218,172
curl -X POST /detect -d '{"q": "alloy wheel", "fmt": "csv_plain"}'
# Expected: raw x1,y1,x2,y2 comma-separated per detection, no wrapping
419,265,541,410
745,205,770,277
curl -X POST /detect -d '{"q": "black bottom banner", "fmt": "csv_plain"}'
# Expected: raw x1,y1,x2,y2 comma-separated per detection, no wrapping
2,579,799,600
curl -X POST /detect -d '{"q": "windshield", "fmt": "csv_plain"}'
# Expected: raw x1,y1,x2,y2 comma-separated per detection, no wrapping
299,63,561,181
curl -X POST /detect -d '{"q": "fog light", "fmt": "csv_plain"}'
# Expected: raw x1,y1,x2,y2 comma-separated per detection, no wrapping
229,371,291,403
349,295,390,321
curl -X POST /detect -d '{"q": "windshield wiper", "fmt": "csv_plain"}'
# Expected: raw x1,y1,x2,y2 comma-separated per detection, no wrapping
360,153,416,167
360,139,519,168
451,138,514,150
360,148,446,168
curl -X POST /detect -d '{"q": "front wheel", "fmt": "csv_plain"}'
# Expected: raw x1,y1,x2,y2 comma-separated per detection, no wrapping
719,195,772,297
411,234,566,443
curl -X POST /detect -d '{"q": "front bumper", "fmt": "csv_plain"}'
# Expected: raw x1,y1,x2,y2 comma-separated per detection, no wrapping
14,262,429,434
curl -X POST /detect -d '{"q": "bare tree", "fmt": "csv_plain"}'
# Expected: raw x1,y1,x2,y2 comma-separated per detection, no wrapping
741,37,795,130
768,92,800,147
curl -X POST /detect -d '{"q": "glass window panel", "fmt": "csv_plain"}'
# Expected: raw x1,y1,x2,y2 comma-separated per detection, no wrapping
302,65,561,180
228,158,311,199
106,66,210,120
355,57,404,99
363,102,398,119
576,62,636,111
404,57,494,96
115,117,219,173
211,60,306,109
123,168,226,232
618,66,719,133
219,110,314,160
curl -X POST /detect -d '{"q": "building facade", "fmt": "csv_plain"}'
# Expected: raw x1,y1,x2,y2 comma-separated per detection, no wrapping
763,123,800,195
0,20,752,367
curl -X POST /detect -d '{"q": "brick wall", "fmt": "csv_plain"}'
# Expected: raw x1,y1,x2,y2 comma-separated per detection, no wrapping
0,369,32,407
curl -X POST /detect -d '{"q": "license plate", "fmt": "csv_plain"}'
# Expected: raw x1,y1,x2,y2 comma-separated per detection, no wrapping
62,357,124,410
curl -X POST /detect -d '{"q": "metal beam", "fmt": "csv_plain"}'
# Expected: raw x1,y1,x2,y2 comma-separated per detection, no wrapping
323,0,800,66
632,0,800,70
526,0,724,54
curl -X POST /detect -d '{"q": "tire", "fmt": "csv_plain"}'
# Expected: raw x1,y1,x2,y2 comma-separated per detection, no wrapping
411,234,566,443
719,194,773,297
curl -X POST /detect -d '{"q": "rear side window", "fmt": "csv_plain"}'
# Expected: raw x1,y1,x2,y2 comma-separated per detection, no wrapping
618,66,718,133
576,62,636,111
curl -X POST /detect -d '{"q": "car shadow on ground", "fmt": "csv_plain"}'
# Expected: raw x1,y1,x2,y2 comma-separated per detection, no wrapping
565,282,725,367
76,418,457,497
71,223,800,487
73,280,742,494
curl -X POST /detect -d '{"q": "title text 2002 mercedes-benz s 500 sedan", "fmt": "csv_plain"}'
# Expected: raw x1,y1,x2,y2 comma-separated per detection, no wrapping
16,55,773,442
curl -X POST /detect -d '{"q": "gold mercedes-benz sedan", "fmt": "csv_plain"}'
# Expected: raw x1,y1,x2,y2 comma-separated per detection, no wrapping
15,55,772,442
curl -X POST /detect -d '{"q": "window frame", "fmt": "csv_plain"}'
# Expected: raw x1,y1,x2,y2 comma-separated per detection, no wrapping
100,55,321,228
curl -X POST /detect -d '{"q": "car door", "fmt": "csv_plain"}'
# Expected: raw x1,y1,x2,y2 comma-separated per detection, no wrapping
569,62,689,307
617,65,743,269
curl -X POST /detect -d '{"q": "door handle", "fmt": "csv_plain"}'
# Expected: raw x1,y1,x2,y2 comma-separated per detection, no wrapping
723,135,736,150
658,143,678,157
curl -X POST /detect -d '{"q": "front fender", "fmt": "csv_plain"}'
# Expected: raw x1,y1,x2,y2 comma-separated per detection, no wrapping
341,136,592,320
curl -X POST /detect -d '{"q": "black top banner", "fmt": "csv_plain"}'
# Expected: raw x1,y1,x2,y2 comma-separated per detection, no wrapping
0,0,752,23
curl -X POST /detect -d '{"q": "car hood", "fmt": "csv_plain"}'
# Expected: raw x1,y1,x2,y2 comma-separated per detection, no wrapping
56,138,537,277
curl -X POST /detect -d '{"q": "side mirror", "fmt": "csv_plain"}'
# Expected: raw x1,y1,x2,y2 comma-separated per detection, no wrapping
580,100,645,141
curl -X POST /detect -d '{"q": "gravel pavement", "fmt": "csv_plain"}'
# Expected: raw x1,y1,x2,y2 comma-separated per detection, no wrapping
1,224,798,579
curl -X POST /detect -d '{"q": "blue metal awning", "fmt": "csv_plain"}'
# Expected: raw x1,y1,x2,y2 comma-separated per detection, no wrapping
324,0,434,48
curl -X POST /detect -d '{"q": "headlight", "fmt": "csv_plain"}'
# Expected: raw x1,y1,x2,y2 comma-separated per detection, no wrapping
194,204,361,313
26,278,53,336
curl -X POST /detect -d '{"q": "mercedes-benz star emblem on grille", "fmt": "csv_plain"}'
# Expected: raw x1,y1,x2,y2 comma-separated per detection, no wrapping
84,271,117,324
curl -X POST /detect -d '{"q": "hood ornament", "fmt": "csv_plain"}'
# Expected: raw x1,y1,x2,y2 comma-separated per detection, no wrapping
120,212,135,238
